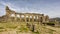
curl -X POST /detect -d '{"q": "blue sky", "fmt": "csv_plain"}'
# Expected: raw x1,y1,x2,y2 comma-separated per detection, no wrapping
0,0,60,18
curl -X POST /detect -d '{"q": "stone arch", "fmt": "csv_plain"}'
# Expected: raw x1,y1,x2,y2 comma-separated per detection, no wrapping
21,15,24,18
21,15,25,22
10,14,16,21
26,15,29,22
16,14,20,18
26,15,28,18
10,14,15,17
30,16,32,18
34,16,36,19
34,16,36,22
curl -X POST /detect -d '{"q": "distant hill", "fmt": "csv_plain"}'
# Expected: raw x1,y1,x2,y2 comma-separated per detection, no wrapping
49,17,60,22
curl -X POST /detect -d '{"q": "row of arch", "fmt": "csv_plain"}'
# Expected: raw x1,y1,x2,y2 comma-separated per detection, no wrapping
9,13,44,22
10,14,39,19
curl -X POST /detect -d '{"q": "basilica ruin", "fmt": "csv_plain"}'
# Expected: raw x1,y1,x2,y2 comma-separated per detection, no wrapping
4,6,49,24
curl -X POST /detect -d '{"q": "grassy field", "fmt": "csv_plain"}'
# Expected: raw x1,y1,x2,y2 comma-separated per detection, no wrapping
0,21,40,34
0,21,60,34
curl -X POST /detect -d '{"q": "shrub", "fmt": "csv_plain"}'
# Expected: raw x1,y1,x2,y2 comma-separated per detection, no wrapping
0,27,4,29
47,22,55,26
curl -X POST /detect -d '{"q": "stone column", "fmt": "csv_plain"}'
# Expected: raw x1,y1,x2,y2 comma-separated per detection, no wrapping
55,20,59,27
24,15,26,22
32,15,34,22
42,15,47,25
42,14,45,23
38,15,41,25
37,16,38,22
28,15,30,22
38,15,40,22
20,15,21,22
45,15,49,23
15,14,17,21
35,16,37,22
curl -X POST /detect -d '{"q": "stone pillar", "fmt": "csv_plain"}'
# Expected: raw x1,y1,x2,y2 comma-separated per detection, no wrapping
32,15,34,22
45,15,49,23
20,15,21,22
34,16,36,22
38,15,41,25
31,24,35,32
15,14,17,21
28,15,30,22
55,20,59,27
24,15,26,22
38,15,40,22
30,16,32,22
37,16,38,22
35,16,37,22
42,14,45,23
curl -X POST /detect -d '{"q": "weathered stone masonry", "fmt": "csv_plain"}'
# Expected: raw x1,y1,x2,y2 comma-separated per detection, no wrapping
5,6,49,24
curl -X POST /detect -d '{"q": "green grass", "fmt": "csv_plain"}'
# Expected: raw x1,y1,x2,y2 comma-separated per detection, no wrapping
0,27,5,29
0,23,17,29
0,21,57,34
18,27,29,32
33,32,39,34
0,29,4,32
0,21,31,32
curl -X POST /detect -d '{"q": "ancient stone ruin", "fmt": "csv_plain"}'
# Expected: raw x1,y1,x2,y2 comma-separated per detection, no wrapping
5,6,49,23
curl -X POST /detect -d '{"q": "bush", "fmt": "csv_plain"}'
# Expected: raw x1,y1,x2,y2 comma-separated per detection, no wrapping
0,27,4,29
47,22,55,26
